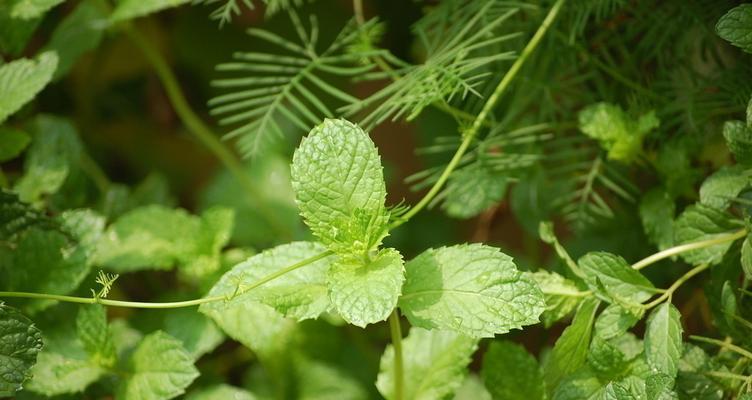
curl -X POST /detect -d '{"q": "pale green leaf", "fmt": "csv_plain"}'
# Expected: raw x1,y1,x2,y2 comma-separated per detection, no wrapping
481,341,544,400
699,166,749,210
25,352,104,396
453,375,492,400
14,115,82,204
202,241,333,321
377,327,478,400
186,384,256,400
723,120,752,165
544,298,600,394
673,204,741,265
0,51,57,124
291,118,388,257
716,4,752,53
295,356,369,400
639,189,675,250
0,127,30,162
594,304,639,340
442,163,508,219
328,248,404,327
644,303,683,377
95,205,233,278
76,304,116,368
10,0,64,19
0,2,40,55
43,0,107,79
164,308,224,359
551,367,602,400
529,270,586,327
578,103,659,162
0,303,43,396
645,374,677,400
117,331,199,400
400,244,544,337
578,252,655,303
110,0,192,22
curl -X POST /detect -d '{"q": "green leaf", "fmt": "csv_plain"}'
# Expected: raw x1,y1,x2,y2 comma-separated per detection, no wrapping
578,103,659,163
95,205,233,278
578,252,655,303
13,115,82,204
25,351,104,396
202,241,333,321
453,375,492,400
716,4,752,53
291,119,389,257
0,189,58,241
699,166,749,210
43,0,107,79
186,384,256,400
0,127,30,162
377,327,478,400
294,356,369,400
442,163,508,219
594,304,639,341
544,298,599,394
164,308,224,359
551,367,602,400
645,374,677,400
723,120,752,165
742,235,752,280
110,0,192,22
117,331,199,400
639,189,675,250
76,304,116,368
400,244,544,337
0,51,57,124
0,2,41,55
529,270,586,327
673,204,741,265
328,248,404,327
10,0,64,19
644,303,683,377
481,341,545,400
0,303,44,396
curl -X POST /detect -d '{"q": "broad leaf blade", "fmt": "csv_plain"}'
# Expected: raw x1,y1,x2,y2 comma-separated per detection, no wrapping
673,204,741,266
0,303,43,396
481,341,544,400
0,51,57,124
644,303,683,377
400,244,545,337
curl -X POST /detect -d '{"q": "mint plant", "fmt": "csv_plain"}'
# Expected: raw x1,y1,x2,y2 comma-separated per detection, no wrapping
2,0,752,399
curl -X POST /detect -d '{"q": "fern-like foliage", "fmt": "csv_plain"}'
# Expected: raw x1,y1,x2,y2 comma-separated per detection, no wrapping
196,0,312,26
209,13,379,157
343,0,523,129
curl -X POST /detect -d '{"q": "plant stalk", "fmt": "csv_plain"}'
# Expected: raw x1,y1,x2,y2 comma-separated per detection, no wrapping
388,310,405,400
631,229,747,270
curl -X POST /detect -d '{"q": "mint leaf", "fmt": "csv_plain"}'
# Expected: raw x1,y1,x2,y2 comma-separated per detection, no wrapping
295,356,369,400
481,341,545,400
26,352,104,396
723,120,752,165
699,166,749,210
0,189,58,241
96,205,233,277
203,241,333,321
742,235,752,280
377,327,478,400
578,103,659,162
43,0,107,79
0,303,43,396
0,126,30,162
639,189,675,250
578,252,655,303
291,119,389,257
76,304,116,368
10,0,64,19
544,298,599,394
0,51,57,124
186,384,256,400
111,0,192,22
328,248,404,327
529,270,586,327
454,375,492,400
716,4,752,53
117,331,199,400
673,204,741,265
644,303,683,377
594,304,639,340
164,308,224,359
551,367,602,400
14,115,83,204
442,163,508,219
399,244,544,337
645,374,677,400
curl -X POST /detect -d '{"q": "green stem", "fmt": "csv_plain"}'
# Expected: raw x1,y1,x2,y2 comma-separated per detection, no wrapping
388,310,404,400
631,229,747,271
0,251,332,309
123,26,289,238
390,0,566,229
691,336,752,360
641,263,709,310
